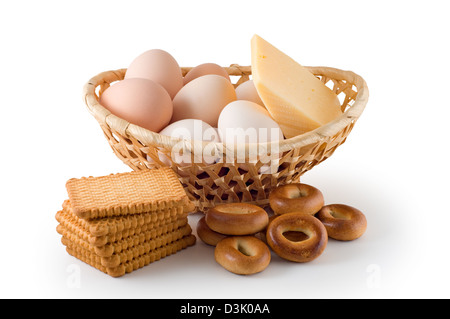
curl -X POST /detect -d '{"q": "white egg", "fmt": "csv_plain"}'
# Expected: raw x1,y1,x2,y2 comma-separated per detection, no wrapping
218,100,284,173
218,100,283,143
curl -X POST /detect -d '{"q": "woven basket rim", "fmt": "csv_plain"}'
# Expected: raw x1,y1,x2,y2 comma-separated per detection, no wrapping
82,65,368,155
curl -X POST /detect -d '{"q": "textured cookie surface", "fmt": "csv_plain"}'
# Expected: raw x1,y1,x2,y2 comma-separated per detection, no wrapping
60,224,192,261
65,168,194,219
64,235,196,277
56,200,188,246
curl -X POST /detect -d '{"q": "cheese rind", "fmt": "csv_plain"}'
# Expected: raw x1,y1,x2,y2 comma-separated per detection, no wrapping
251,35,342,138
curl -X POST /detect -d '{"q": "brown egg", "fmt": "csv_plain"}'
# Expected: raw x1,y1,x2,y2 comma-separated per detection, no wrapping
171,75,236,127
125,49,183,99
183,63,230,85
99,78,173,132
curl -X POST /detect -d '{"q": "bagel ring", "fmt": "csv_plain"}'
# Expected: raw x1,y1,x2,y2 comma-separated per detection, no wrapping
266,213,328,263
256,215,309,243
214,236,271,275
205,203,269,235
196,216,227,246
269,183,324,215
315,204,367,241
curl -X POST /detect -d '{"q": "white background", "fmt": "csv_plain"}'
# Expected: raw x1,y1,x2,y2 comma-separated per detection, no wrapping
1,0,449,299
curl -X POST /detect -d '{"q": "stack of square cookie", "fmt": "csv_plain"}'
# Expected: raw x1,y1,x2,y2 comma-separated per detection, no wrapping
56,167,196,277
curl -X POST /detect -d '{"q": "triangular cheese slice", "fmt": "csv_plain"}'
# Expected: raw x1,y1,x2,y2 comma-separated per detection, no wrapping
251,35,342,138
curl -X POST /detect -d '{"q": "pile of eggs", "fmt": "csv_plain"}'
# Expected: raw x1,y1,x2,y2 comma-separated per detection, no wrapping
100,49,285,167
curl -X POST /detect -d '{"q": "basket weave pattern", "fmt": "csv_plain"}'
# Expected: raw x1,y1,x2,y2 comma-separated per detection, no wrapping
83,65,368,212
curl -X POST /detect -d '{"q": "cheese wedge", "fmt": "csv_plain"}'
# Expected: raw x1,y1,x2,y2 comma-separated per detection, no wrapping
251,35,342,138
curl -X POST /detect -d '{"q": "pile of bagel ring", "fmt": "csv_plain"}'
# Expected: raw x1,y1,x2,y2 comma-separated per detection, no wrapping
196,183,367,275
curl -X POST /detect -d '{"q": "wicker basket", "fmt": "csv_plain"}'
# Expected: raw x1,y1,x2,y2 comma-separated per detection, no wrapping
82,64,368,212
